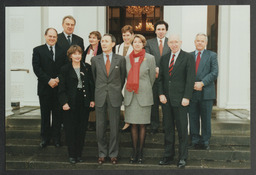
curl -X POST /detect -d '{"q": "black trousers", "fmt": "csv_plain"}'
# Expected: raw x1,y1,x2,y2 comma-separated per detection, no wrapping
63,89,89,158
39,88,61,142
161,98,188,160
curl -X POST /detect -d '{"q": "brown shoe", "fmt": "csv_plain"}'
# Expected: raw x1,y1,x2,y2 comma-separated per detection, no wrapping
98,157,105,164
111,157,118,164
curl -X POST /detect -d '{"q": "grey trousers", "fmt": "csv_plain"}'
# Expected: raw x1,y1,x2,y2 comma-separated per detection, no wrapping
95,94,120,158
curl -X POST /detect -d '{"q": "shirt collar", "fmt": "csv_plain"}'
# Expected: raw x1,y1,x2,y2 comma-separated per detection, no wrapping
172,49,181,57
46,44,55,50
195,49,204,56
63,32,72,38
157,37,166,45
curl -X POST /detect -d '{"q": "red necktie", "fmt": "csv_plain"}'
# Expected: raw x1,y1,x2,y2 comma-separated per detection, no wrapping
159,39,163,56
195,52,201,74
106,55,111,76
169,54,175,76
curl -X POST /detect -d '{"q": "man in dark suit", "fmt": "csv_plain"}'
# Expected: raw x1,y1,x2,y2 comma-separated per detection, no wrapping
188,33,218,150
145,20,171,134
91,34,126,165
158,34,195,168
57,15,84,52
32,28,67,148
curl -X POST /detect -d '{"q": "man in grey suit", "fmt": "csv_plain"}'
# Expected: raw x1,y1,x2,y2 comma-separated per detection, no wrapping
91,34,126,165
158,34,195,168
145,20,171,134
188,33,218,150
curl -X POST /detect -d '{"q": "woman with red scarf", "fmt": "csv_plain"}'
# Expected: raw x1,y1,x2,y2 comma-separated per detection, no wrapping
124,34,156,164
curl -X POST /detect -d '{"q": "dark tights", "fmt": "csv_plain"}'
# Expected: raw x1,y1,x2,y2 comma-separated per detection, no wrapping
131,124,146,153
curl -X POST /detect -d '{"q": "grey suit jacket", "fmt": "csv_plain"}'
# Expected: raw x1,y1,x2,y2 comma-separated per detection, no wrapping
191,50,218,100
91,53,126,107
124,53,156,107
145,37,171,67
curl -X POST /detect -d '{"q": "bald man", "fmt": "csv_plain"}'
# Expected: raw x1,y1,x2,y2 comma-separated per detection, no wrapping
158,34,195,168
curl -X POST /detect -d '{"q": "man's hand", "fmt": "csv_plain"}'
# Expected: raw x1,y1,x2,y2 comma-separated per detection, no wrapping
194,81,204,91
155,67,159,78
48,78,58,88
63,103,70,111
159,95,167,104
181,98,190,106
90,101,95,108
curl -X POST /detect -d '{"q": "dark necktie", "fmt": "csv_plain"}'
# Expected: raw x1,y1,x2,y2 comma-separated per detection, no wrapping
169,54,175,76
159,39,163,56
195,52,201,74
106,55,111,76
50,46,54,61
67,35,71,45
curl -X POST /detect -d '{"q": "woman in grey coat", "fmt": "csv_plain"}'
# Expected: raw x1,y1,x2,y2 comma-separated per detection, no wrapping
124,34,156,163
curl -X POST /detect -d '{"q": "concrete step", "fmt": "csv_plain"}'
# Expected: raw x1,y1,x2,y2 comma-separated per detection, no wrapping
6,144,250,161
6,154,250,170
6,129,250,146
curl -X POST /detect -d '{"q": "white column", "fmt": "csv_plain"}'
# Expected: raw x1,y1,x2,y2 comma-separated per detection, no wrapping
5,8,13,116
217,5,250,110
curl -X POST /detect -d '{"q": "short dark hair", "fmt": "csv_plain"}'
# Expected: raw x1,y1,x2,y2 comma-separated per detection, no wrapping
44,28,58,35
67,45,83,61
103,33,116,43
89,31,102,40
62,15,76,25
154,20,169,31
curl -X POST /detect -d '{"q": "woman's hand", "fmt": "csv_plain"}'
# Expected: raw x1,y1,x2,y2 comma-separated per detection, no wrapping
63,103,70,110
159,95,167,104
90,101,95,108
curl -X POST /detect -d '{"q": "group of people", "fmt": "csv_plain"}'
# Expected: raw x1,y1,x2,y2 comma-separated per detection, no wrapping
32,15,218,168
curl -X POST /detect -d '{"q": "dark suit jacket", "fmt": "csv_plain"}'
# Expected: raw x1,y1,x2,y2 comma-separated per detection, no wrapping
145,37,171,67
158,50,195,106
191,50,218,100
57,32,85,52
58,62,95,109
32,44,67,96
91,53,126,108
82,42,103,64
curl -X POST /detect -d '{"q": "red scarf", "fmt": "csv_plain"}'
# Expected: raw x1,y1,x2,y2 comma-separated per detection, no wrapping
126,49,145,93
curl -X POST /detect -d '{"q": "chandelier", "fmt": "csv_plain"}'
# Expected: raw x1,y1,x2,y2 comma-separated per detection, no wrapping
126,6,155,15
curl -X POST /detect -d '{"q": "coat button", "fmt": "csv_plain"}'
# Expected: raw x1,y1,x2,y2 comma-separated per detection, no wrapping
83,90,85,92
84,95,86,97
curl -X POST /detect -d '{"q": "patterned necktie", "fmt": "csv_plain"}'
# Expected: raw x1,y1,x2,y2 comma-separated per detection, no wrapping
50,46,54,61
195,52,201,74
106,55,111,76
159,39,163,56
169,54,175,76
67,35,71,45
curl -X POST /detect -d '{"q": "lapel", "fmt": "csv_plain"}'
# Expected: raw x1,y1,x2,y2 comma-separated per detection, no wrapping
152,38,161,57
171,50,185,77
71,34,76,45
197,50,209,77
162,37,169,55
60,32,70,48
69,64,78,80
109,53,118,76
118,43,124,55
43,44,54,62
98,54,108,76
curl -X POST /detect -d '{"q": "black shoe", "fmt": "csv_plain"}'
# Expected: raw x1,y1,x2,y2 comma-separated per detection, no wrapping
137,152,143,164
177,159,186,168
69,157,76,164
159,157,174,165
150,129,158,135
201,144,210,150
188,143,200,149
40,140,48,148
87,122,96,131
54,141,61,148
77,157,83,163
129,150,137,164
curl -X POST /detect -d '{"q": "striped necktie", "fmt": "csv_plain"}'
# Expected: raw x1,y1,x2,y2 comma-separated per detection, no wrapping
169,54,175,76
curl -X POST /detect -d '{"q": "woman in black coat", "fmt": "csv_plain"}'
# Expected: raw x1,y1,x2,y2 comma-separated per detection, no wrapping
59,45,95,164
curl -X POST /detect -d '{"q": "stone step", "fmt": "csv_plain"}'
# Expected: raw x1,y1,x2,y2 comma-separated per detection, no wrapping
6,130,250,146
6,144,250,161
6,154,250,170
